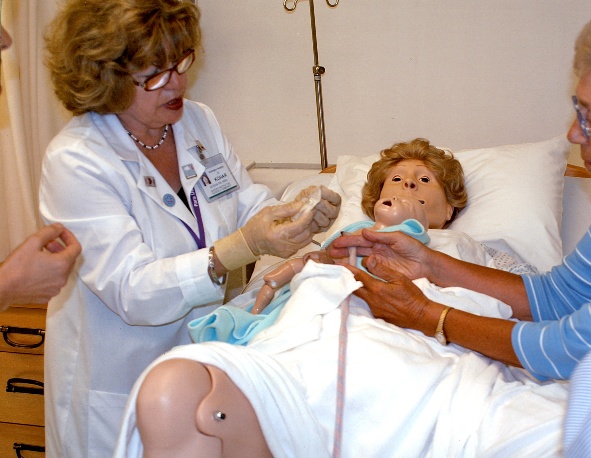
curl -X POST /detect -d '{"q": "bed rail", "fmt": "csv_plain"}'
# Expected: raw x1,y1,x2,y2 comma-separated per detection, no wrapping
565,163,591,178
322,163,591,178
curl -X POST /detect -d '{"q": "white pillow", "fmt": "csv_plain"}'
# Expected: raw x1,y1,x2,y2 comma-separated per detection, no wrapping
320,136,571,272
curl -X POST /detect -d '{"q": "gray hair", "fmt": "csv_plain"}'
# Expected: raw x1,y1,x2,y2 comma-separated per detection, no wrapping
574,19,591,76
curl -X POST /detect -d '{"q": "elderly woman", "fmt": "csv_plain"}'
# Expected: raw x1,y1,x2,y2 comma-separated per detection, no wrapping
330,18,591,380
40,0,340,455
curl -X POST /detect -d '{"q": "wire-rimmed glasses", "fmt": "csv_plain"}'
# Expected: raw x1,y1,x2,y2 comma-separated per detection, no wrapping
572,95,591,141
132,49,195,91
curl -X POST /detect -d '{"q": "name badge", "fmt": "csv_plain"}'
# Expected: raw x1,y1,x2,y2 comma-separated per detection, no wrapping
197,154,239,202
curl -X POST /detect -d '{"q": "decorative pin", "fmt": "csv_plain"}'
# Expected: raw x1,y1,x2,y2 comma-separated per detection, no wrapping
163,194,176,207
196,140,206,159
214,411,226,421
182,164,197,179
144,176,156,187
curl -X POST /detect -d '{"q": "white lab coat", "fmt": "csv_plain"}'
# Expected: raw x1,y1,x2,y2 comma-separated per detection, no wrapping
38,101,276,458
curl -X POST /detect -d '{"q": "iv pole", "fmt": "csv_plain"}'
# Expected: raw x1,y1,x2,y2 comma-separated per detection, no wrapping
283,0,339,170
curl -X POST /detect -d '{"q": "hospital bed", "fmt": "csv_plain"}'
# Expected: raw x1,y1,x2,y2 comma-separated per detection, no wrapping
117,135,591,457
251,134,591,280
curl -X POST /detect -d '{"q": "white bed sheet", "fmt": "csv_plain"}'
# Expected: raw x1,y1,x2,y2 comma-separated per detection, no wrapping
117,259,568,457
116,164,589,457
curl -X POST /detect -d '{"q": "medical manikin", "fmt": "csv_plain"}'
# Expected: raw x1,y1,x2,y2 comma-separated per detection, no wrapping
251,193,430,313
135,194,429,457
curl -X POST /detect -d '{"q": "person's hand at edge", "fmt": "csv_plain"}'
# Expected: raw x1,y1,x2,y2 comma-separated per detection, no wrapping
0,223,81,310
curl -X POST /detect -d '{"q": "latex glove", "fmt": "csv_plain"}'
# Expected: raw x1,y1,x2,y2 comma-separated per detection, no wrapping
214,199,317,271
242,200,316,258
294,185,341,233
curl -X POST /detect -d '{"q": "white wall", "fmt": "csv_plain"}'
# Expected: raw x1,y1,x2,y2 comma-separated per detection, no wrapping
188,1,591,168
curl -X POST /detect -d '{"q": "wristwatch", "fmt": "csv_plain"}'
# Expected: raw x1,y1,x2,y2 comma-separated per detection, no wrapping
208,246,226,285
434,306,452,345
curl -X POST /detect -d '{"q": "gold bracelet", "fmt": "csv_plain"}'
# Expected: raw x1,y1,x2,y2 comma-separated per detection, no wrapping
434,306,452,346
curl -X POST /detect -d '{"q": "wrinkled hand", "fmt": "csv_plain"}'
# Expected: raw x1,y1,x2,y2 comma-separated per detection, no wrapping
326,232,374,260
294,185,341,234
344,261,434,334
242,200,315,258
0,223,81,310
330,230,431,280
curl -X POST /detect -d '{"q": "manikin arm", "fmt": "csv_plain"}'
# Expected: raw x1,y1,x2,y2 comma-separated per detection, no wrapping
251,258,305,314
251,251,335,314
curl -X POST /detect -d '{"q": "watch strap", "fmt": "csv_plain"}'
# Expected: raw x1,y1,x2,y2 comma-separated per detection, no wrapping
435,306,452,345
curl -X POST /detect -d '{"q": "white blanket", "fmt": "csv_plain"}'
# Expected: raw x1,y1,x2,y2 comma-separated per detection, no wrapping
116,258,567,457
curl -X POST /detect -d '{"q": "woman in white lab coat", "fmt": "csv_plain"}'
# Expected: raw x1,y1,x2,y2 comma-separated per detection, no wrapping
39,1,340,456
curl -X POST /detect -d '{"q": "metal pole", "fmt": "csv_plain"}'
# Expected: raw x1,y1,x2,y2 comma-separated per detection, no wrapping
284,0,338,170
308,0,329,169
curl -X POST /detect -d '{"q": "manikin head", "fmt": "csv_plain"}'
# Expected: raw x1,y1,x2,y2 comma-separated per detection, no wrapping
372,194,428,230
361,138,467,229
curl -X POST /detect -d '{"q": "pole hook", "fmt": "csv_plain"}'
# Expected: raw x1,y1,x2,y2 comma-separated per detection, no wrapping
283,0,297,12
285,0,339,12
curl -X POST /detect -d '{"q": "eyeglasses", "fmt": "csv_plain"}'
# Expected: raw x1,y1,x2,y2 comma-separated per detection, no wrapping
133,49,195,91
572,95,591,141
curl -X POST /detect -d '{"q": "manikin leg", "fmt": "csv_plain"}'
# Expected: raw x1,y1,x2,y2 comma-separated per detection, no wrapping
136,358,271,458
137,359,221,457
196,365,272,458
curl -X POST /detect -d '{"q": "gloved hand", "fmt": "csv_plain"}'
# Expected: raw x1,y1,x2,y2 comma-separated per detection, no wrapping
214,200,316,271
242,200,316,258
294,185,341,233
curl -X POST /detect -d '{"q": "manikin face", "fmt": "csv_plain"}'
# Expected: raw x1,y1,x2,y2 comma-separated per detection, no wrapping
568,70,591,172
373,195,429,230
379,159,453,229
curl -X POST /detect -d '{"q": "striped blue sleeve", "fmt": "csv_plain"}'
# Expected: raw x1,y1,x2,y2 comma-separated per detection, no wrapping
512,228,591,380
564,351,591,456
512,305,591,379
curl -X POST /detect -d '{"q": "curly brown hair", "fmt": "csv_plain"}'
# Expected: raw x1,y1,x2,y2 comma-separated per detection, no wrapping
45,0,201,115
361,138,467,228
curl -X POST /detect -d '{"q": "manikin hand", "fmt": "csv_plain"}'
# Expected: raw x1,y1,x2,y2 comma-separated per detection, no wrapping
251,251,335,314
0,223,81,310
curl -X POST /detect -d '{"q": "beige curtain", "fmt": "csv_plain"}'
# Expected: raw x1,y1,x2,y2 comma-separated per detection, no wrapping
0,0,70,259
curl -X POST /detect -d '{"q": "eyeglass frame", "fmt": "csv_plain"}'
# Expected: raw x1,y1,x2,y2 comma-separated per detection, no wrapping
132,49,195,91
572,95,591,141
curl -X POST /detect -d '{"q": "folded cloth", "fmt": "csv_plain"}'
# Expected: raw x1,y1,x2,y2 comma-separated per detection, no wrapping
188,286,289,344
321,218,430,248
